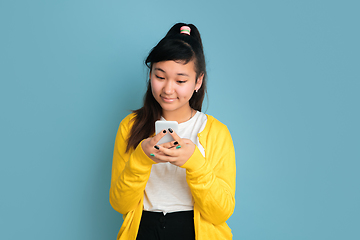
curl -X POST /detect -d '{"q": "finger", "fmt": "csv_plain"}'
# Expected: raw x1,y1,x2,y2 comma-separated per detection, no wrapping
159,140,179,149
158,141,173,149
156,145,180,157
167,128,183,144
148,152,170,164
150,129,168,145
152,152,176,162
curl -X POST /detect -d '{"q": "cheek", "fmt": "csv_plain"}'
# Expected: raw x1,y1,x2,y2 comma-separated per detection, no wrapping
150,79,160,95
178,85,195,99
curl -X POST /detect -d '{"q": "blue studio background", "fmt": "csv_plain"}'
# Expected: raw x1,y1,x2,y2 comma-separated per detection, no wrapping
1,0,359,239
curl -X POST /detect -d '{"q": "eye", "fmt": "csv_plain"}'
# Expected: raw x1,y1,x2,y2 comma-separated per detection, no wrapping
177,80,187,84
155,75,165,80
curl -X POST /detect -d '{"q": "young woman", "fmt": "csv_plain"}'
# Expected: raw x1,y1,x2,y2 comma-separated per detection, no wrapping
110,23,236,240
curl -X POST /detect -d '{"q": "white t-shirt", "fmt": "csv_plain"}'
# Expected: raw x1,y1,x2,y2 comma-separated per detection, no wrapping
143,111,207,214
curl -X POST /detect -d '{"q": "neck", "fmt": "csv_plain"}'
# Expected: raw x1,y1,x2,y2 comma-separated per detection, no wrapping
162,106,194,123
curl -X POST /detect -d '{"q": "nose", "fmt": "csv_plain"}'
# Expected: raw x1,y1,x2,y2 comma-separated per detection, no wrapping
163,80,175,95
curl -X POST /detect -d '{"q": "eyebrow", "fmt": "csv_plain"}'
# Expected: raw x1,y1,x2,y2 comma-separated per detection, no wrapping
154,68,189,77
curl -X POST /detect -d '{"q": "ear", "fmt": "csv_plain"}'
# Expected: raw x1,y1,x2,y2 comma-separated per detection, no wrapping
195,73,204,91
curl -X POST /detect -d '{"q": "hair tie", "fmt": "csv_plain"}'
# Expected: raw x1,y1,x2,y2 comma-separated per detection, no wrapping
180,26,191,35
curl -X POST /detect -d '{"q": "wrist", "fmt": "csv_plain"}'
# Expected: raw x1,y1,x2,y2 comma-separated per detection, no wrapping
180,146,205,171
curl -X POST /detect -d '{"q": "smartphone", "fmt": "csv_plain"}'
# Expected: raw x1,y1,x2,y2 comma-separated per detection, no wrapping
155,120,179,145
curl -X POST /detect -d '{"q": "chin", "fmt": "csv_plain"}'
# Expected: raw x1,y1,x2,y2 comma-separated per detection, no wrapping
160,105,177,112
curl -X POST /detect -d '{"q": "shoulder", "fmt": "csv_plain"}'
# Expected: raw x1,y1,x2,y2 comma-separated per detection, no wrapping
204,114,229,132
120,112,137,126
116,112,137,137
198,114,232,144
199,115,235,159
204,115,233,142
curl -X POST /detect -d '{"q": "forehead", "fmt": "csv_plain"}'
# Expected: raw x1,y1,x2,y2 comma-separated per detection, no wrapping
152,60,196,76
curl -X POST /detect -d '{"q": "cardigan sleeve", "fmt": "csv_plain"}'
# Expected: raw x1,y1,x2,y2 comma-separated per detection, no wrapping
109,114,155,214
181,119,236,225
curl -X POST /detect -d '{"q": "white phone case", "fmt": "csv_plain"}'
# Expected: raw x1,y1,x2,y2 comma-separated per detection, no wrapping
155,120,179,145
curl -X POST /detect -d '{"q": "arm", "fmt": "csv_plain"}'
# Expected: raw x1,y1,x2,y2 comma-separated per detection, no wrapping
109,116,155,214
144,117,236,225
181,124,236,225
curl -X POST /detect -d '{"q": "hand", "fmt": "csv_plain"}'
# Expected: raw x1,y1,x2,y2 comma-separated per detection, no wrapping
141,129,168,164
152,128,195,167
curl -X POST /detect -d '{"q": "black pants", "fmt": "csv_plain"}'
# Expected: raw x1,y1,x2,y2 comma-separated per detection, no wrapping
136,210,195,240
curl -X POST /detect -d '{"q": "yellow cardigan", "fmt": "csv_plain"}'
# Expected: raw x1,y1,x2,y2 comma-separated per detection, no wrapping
110,113,236,240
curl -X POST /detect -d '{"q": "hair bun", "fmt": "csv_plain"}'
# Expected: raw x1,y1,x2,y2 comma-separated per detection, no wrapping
180,26,191,35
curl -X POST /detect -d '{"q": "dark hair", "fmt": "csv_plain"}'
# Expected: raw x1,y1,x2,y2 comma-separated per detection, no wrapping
126,23,207,152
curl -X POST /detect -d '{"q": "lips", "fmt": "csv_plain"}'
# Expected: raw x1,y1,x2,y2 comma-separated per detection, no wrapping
161,95,177,103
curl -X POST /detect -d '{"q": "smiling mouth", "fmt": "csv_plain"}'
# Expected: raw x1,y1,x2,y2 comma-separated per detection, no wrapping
161,96,177,102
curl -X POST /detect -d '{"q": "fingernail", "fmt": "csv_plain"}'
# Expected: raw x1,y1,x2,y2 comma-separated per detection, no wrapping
154,145,159,150
168,128,173,133
176,145,181,149
163,130,166,134
150,153,155,157
174,141,178,145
